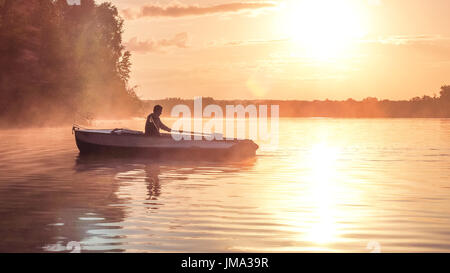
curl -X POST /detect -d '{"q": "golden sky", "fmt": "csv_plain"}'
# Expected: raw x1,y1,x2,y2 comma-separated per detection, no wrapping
110,0,450,100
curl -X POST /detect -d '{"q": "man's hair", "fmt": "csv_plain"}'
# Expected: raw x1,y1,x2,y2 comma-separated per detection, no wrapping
153,105,163,112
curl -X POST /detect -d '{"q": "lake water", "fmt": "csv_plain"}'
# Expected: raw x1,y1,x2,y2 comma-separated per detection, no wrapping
0,118,449,252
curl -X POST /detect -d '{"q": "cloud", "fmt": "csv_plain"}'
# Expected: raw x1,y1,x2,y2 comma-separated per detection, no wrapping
125,33,188,53
224,38,288,47
122,2,277,19
121,8,135,20
364,35,450,45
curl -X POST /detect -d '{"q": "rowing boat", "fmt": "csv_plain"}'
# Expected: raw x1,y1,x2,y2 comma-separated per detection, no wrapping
73,125,258,159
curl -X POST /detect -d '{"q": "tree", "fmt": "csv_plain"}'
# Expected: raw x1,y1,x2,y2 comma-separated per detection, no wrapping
118,50,132,83
0,0,141,126
439,85,450,102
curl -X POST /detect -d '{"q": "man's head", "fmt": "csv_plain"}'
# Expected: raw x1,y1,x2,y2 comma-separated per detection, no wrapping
153,105,163,117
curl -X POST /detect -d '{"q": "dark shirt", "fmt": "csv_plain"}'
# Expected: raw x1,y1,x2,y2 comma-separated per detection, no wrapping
145,113,171,136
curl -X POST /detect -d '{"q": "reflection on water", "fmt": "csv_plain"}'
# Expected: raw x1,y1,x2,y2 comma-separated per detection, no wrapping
72,156,257,252
0,119,450,252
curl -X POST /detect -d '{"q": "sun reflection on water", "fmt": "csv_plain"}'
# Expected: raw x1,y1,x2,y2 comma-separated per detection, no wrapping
304,143,341,245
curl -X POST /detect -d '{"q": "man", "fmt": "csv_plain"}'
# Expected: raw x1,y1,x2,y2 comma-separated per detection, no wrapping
145,105,172,136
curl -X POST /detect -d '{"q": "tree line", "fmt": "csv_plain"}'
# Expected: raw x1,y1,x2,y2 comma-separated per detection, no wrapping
145,86,450,118
0,0,142,127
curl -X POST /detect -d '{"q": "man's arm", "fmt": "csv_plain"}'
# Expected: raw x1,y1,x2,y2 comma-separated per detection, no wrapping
155,117,171,132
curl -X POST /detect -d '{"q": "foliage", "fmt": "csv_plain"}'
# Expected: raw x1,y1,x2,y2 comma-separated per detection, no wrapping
145,86,450,118
0,0,142,127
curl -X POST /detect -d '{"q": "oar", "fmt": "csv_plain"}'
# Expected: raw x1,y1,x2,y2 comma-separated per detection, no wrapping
175,130,223,139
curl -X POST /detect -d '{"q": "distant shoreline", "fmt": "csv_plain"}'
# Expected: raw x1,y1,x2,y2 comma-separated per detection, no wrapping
144,91,450,118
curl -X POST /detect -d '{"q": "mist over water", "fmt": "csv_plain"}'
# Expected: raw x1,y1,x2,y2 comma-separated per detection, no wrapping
0,118,449,252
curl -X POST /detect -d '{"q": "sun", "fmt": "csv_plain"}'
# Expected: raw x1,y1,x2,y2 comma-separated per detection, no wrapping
280,0,367,60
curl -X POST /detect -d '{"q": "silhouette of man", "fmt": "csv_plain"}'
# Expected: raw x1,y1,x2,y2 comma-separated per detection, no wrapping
145,105,172,136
